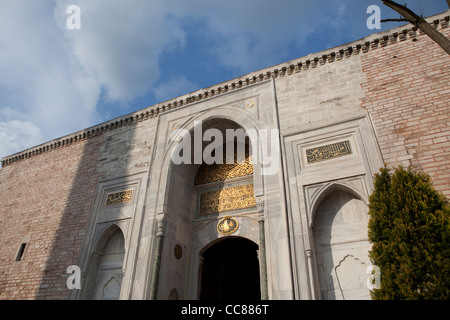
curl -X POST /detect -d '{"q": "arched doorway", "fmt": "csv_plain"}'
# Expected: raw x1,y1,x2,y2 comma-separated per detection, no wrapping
156,117,263,299
312,188,371,300
199,237,261,300
85,226,125,300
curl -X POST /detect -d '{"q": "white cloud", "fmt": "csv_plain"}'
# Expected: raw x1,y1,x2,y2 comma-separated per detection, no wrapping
0,0,191,160
0,1,82,159
0,0,395,162
54,0,189,102
0,120,43,158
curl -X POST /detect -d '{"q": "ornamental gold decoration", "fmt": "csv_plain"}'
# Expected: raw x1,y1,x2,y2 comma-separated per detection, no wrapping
306,140,352,164
105,190,134,206
217,216,239,235
246,101,255,108
199,184,256,216
194,145,253,185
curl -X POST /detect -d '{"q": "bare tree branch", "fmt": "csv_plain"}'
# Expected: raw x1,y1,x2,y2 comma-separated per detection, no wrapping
382,0,450,55
381,18,409,22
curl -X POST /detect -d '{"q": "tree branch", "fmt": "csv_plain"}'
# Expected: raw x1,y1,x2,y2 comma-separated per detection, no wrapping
382,0,450,55
381,18,409,23
382,0,423,23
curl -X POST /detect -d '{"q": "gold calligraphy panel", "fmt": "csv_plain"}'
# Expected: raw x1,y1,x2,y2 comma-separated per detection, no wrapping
106,190,134,206
194,145,253,185
306,141,352,164
198,184,256,216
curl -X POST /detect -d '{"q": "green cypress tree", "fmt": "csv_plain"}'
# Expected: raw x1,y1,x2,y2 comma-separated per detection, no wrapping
368,166,450,299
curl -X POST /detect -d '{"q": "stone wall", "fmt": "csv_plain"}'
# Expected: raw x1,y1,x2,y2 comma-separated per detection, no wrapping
275,50,368,135
0,135,103,299
360,25,450,198
0,11,448,300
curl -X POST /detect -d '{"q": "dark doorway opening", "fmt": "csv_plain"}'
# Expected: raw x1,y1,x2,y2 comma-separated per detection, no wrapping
199,237,261,300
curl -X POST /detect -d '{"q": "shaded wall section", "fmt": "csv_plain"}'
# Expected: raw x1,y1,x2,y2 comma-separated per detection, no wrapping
0,134,104,299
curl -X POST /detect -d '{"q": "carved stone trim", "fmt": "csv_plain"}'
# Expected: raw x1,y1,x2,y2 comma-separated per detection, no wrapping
156,213,168,237
305,176,369,228
2,12,448,168
92,220,129,252
256,199,265,222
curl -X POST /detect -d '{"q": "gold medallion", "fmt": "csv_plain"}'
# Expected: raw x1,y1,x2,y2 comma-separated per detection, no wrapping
246,100,255,108
217,216,238,235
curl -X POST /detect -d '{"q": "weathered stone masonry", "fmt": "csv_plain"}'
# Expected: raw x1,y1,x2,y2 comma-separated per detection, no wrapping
0,11,448,299
360,20,450,197
0,136,104,299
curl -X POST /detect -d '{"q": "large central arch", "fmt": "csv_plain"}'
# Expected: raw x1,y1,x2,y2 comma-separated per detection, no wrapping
143,84,293,300
155,115,265,299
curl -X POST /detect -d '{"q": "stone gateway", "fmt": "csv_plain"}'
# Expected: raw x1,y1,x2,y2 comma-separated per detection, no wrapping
0,12,449,300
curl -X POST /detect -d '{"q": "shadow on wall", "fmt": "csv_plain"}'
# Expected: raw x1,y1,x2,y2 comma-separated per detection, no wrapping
35,133,106,299
82,225,126,300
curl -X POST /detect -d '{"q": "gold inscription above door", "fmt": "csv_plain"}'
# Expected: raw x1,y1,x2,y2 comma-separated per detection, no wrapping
198,184,256,216
105,190,134,206
306,140,352,164
194,145,253,185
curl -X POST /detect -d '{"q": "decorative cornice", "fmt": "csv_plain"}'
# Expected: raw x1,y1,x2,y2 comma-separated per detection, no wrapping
2,11,449,168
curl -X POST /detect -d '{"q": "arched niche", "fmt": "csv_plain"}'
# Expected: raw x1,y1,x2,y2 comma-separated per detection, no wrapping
311,187,371,300
309,182,369,228
157,109,266,218
81,225,126,300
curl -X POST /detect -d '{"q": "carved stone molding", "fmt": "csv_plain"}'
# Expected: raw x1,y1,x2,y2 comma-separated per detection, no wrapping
304,176,369,227
256,198,265,222
93,220,129,251
3,12,448,168
334,254,369,300
156,214,168,237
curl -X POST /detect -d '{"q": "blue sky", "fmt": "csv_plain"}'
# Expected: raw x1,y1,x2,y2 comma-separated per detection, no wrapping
0,0,448,161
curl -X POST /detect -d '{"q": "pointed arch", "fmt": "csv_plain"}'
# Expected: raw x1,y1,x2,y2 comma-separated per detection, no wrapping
82,224,126,300
92,223,127,256
309,181,369,228
310,183,371,300
102,276,122,300
152,109,266,300
162,106,264,172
